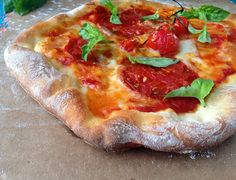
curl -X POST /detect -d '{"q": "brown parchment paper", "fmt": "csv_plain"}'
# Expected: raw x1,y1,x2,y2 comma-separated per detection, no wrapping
1,1,236,180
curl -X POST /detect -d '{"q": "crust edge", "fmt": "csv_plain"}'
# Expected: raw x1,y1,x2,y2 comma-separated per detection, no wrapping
4,1,236,153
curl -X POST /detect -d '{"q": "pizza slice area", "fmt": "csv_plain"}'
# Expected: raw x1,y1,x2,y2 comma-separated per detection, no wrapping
119,58,199,113
29,1,236,118
184,19,236,82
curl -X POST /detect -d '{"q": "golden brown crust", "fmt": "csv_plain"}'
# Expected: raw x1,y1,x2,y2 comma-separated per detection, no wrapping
4,1,236,153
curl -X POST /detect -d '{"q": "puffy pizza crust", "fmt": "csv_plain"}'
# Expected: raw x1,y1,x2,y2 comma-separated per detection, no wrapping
4,1,236,153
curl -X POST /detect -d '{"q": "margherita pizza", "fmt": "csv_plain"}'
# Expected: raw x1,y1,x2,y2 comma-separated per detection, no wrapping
4,0,236,153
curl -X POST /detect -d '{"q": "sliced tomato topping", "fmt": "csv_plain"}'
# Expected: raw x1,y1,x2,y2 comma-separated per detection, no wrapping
134,98,199,113
82,6,153,38
121,39,139,52
81,6,110,25
147,24,180,56
117,8,154,37
120,8,154,25
166,98,199,113
121,61,197,98
120,60,199,113
63,37,98,64
64,37,87,59
115,25,151,38
173,16,189,38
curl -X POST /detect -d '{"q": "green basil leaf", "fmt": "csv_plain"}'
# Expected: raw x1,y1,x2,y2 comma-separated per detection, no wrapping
80,23,106,61
4,0,15,13
199,5,230,22
80,23,105,40
188,24,203,34
188,23,211,44
165,78,214,107
179,5,229,22
110,14,122,24
198,11,208,21
81,38,101,61
12,0,47,16
128,56,179,68
198,24,211,43
100,0,113,9
142,13,159,21
178,8,199,19
100,0,122,24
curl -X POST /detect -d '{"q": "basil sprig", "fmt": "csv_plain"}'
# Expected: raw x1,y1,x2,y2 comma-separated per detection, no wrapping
4,0,14,13
128,56,179,68
4,0,47,15
179,5,229,22
79,23,106,61
142,13,159,21
165,78,214,107
199,5,230,22
198,24,211,43
100,0,122,24
188,24,211,43
188,24,202,34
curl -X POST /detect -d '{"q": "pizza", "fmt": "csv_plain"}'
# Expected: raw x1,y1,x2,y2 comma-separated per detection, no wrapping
4,0,236,153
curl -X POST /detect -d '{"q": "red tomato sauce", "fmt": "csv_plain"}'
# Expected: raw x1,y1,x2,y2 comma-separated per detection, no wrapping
74,60,107,90
210,34,227,47
207,23,227,48
228,28,236,44
64,37,87,60
120,59,199,113
121,39,139,52
215,66,235,84
120,8,154,25
82,6,154,38
60,37,98,66
57,37,101,88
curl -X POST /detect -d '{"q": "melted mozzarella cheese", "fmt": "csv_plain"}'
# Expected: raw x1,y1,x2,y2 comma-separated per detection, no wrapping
176,39,205,71
107,59,118,69
177,39,199,57
107,62,130,109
